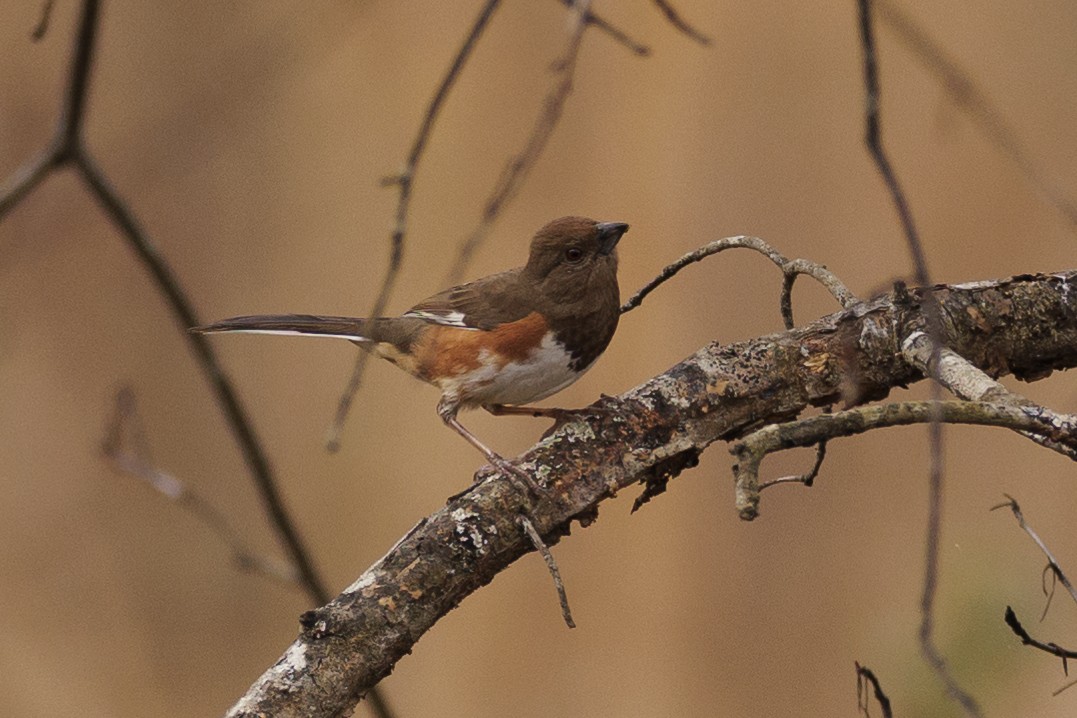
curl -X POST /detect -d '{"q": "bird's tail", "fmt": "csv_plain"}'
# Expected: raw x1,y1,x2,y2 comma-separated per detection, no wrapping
191,314,372,342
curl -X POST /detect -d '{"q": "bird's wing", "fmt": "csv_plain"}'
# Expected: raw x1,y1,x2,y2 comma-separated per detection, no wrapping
403,268,534,331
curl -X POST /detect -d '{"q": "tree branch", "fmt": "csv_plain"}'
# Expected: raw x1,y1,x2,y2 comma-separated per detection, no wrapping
227,270,1077,717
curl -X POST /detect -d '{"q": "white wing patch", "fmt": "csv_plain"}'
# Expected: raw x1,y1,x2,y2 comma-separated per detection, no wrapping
403,309,478,329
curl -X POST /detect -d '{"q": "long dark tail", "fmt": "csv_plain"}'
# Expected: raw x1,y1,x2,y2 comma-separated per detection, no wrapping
191,314,371,341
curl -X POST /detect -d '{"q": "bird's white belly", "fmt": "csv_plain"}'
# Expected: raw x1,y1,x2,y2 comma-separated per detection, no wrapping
442,333,585,408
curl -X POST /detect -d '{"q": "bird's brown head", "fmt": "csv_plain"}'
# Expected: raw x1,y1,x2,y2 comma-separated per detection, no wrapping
523,216,629,306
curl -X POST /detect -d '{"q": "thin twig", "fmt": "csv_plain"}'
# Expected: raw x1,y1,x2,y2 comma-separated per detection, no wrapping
733,400,1077,519
518,515,575,628
857,1,979,714
875,0,1077,228
855,662,894,718
326,0,503,452
758,439,827,491
445,0,594,284
556,0,650,55
620,235,857,323
1004,606,1077,671
651,0,712,45
991,496,1077,608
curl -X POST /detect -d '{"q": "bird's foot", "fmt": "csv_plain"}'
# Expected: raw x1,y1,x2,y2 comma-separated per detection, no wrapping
483,455,547,498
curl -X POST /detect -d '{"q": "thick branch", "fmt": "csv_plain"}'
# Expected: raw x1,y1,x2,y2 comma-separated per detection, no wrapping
228,271,1077,717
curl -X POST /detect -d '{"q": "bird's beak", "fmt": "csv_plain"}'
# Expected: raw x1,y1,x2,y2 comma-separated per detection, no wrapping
596,221,629,255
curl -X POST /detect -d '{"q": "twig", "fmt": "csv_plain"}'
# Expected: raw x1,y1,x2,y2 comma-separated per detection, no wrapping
620,235,858,325
991,496,1077,609
650,0,712,45
733,400,1077,520
875,0,1077,228
758,439,827,491
855,662,894,718
518,515,575,628
1004,606,1077,671
102,389,300,587
857,1,978,713
444,0,594,284
326,0,504,452
31,0,56,41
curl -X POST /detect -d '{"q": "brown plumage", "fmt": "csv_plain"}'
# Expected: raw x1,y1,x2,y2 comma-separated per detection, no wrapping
193,216,629,492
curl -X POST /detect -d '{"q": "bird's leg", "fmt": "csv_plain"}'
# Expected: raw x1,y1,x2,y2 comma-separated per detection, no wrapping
437,399,545,496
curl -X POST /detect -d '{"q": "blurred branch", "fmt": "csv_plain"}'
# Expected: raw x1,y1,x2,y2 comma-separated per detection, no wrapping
102,389,301,587
557,0,650,55
327,0,503,452
227,270,1077,717
445,0,595,283
875,0,1077,228
856,0,976,713
0,4,393,714
650,0,712,45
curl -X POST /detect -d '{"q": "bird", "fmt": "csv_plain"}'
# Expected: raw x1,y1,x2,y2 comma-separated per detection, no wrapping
192,216,629,493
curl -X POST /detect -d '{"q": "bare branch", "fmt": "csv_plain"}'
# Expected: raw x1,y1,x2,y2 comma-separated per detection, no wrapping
327,0,503,452
620,235,858,326
735,400,1077,519
1004,606,1077,670
903,330,1077,459
518,515,575,628
0,6,402,711
227,271,1077,717
855,662,894,718
875,0,1077,228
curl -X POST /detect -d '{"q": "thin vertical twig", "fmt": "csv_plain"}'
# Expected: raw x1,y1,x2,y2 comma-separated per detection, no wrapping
858,1,980,715
325,0,504,452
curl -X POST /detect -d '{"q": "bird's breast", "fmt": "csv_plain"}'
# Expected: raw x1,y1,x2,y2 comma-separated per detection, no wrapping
414,316,586,408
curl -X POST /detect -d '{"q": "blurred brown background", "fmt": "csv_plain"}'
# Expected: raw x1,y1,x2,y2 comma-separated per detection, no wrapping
2,2,1075,716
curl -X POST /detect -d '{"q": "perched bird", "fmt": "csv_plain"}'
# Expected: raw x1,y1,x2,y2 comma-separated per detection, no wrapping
193,216,629,492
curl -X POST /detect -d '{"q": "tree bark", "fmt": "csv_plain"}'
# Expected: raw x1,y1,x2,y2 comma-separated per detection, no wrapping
227,270,1077,717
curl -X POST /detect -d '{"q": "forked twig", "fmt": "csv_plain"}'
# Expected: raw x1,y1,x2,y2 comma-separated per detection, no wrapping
620,235,857,326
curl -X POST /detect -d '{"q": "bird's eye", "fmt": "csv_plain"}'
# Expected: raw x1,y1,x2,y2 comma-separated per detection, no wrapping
564,247,584,263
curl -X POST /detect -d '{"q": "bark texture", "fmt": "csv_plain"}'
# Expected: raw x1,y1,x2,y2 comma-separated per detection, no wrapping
228,271,1077,717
